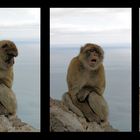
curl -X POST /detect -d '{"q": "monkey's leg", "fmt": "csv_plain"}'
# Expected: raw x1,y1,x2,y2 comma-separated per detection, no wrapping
88,93,109,122
62,92,84,117
71,94,100,123
0,84,17,115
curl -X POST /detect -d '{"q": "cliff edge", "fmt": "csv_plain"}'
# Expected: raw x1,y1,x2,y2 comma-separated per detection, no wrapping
50,98,118,132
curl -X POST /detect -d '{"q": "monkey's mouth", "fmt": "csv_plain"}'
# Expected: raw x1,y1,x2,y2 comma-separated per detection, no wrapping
90,59,97,63
88,59,97,67
5,53,17,65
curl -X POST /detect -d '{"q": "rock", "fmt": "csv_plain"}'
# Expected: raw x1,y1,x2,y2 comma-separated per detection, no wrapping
50,97,118,132
0,115,39,132
50,106,84,132
0,115,14,132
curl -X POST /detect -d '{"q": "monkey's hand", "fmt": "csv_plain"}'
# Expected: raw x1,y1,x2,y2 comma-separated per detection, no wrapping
76,86,94,102
76,89,89,102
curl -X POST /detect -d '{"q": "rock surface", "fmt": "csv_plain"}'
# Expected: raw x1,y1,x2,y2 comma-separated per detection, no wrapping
50,98,118,132
0,115,39,132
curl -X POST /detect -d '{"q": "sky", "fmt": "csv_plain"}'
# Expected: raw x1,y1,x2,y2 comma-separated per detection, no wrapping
0,8,40,41
50,8,131,47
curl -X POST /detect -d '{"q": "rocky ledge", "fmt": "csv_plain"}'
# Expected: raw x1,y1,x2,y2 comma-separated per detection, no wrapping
50,98,118,132
0,115,39,132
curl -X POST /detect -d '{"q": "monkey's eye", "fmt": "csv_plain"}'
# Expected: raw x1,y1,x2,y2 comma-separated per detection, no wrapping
89,49,97,52
1,44,8,49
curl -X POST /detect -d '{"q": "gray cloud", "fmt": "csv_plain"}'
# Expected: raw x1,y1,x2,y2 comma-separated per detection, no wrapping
0,8,40,26
0,8,40,41
50,8,131,45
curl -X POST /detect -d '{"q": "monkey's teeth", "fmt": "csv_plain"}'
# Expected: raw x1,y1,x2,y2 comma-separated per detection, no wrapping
91,59,96,62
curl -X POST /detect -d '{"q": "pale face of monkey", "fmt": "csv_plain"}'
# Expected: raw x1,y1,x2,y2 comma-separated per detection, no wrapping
0,41,18,70
85,48,100,67
79,44,104,70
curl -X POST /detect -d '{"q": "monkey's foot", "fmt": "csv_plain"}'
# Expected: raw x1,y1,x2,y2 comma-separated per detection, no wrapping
85,112,101,123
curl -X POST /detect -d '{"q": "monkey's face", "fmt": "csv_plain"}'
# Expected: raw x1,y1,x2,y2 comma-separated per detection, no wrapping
0,40,18,70
79,44,104,70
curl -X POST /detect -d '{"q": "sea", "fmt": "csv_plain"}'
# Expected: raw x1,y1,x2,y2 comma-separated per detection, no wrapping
50,44,131,131
12,41,40,130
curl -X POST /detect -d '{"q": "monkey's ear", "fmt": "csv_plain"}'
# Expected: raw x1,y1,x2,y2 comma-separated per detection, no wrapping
80,46,84,53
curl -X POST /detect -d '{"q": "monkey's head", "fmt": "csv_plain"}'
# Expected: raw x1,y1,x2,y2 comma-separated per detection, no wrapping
0,40,18,70
79,43,104,70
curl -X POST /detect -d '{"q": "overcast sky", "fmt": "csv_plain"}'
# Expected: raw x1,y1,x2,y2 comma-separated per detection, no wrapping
50,8,131,47
0,8,40,41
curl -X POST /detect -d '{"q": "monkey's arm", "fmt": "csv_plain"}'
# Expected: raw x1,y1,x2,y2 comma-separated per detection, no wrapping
0,84,17,114
94,64,106,96
0,67,13,88
67,57,83,97
4,67,13,88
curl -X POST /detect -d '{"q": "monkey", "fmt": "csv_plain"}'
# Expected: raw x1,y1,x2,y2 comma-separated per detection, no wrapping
0,40,18,115
62,43,108,123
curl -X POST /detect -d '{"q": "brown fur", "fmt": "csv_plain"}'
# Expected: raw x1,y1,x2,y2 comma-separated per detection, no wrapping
63,43,108,123
0,40,18,115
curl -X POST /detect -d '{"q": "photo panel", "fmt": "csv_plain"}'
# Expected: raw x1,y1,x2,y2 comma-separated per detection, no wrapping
50,8,131,132
0,8,40,132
